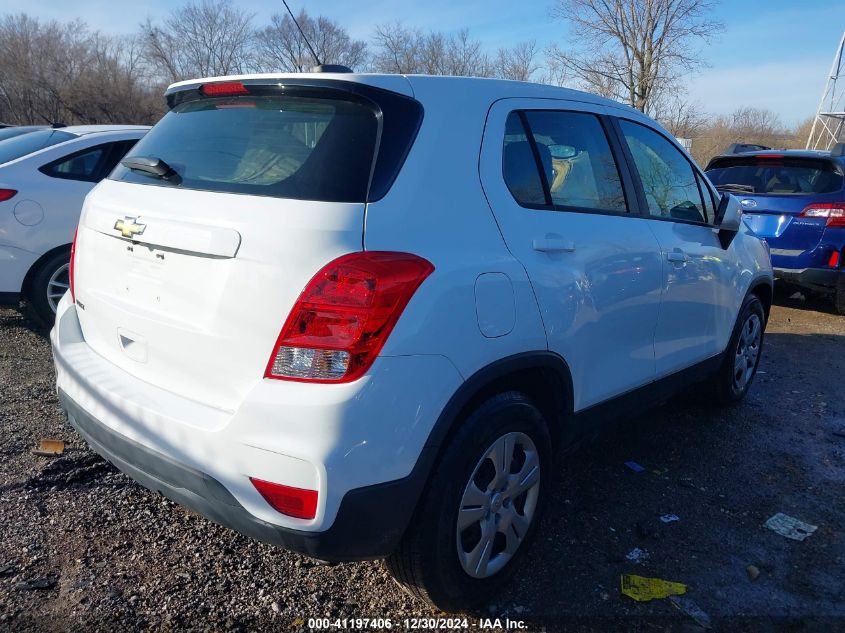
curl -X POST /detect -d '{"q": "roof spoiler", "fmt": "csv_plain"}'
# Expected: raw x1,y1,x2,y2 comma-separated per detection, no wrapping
832,142,845,157
724,143,772,154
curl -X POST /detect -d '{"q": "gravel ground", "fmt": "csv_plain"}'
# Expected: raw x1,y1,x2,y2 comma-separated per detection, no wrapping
1,293,843,632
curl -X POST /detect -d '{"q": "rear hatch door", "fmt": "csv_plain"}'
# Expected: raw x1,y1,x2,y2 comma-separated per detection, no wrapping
73,78,419,412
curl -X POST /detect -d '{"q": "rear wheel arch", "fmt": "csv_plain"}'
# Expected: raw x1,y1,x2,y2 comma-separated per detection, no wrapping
748,278,773,321
429,352,574,454
22,243,71,299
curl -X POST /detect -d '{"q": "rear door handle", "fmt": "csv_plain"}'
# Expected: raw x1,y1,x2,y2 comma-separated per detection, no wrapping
667,250,688,263
533,238,576,253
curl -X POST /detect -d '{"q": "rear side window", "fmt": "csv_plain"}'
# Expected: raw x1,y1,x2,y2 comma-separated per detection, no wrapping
706,157,844,195
502,112,546,206
0,130,75,165
619,120,707,223
40,144,109,182
111,95,378,203
503,110,627,213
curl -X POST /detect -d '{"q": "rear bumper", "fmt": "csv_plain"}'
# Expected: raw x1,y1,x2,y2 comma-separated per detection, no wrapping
60,389,432,560
774,267,844,292
51,297,461,561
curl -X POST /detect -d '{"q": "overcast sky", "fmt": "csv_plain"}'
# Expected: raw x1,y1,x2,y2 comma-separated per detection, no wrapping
5,0,845,125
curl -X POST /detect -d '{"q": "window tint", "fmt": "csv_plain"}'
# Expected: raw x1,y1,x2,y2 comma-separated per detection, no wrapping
0,127,47,142
0,129,75,165
42,145,108,181
695,171,716,223
706,157,844,195
620,120,706,223
525,111,626,213
100,140,138,177
502,112,547,206
111,95,379,203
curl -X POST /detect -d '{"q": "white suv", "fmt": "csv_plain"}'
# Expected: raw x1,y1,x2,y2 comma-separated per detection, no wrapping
51,73,772,610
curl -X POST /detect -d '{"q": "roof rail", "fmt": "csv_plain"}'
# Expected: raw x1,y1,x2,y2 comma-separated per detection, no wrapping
831,142,845,157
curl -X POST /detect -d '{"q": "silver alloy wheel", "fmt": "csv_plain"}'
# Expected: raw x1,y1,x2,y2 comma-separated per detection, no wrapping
734,312,762,390
46,263,70,314
456,431,541,579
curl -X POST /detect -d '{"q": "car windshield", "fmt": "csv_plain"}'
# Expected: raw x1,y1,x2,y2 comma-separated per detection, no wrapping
110,94,380,203
0,129,76,165
706,157,843,195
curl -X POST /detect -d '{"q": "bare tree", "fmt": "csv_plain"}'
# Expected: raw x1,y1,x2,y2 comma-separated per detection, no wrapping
548,0,722,112
141,0,256,83
0,13,163,125
494,41,540,81
371,22,492,76
255,9,367,72
653,92,710,138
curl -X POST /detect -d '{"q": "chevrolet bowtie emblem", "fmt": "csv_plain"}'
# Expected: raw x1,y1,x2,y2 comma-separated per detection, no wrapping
114,216,146,238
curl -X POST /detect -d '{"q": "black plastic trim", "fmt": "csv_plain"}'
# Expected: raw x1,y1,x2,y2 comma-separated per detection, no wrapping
424,352,575,450
58,390,428,562
775,267,843,291
0,291,20,306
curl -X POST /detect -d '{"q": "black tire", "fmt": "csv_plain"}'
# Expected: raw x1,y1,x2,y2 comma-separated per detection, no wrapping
835,281,845,316
386,392,552,611
713,293,766,404
26,250,70,327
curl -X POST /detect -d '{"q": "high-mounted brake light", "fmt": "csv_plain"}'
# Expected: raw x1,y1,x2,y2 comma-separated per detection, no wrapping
250,478,318,520
800,203,845,228
69,226,78,303
265,252,434,383
755,154,785,160
0,189,17,202
200,81,249,97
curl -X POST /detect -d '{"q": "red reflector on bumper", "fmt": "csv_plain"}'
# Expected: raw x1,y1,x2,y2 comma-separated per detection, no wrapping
829,250,841,268
250,478,318,520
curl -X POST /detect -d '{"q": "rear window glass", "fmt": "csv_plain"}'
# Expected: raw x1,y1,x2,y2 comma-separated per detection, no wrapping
0,127,45,142
706,158,843,195
0,130,75,165
110,95,379,203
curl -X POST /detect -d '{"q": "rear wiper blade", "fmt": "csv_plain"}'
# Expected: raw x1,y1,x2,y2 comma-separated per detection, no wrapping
715,183,755,194
121,156,180,181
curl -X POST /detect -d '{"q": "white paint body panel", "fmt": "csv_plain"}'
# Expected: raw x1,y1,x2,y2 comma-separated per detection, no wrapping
479,98,664,411
50,73,772,538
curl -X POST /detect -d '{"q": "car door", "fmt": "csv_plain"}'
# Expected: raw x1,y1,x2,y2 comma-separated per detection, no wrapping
479,99,664,412
614,117,738,377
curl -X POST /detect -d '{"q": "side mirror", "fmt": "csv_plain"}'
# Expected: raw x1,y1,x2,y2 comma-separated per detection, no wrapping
716,193,742,248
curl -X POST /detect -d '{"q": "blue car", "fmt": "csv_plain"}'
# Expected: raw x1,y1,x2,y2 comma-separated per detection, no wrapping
706,144,845,313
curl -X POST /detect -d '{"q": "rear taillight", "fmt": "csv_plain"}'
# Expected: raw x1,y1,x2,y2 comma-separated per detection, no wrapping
69,227,78,303
0,189,17,202
250,478,318,520
265,252,434,383
800,203,845,228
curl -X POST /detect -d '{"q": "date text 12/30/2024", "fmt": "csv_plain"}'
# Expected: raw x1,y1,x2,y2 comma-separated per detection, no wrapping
306,618,529,630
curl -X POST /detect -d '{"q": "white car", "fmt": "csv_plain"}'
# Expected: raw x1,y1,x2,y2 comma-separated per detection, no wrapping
51,73,772,610
0,125,149,323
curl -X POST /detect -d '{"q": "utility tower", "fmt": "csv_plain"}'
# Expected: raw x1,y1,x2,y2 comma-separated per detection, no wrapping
807,31,845,150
